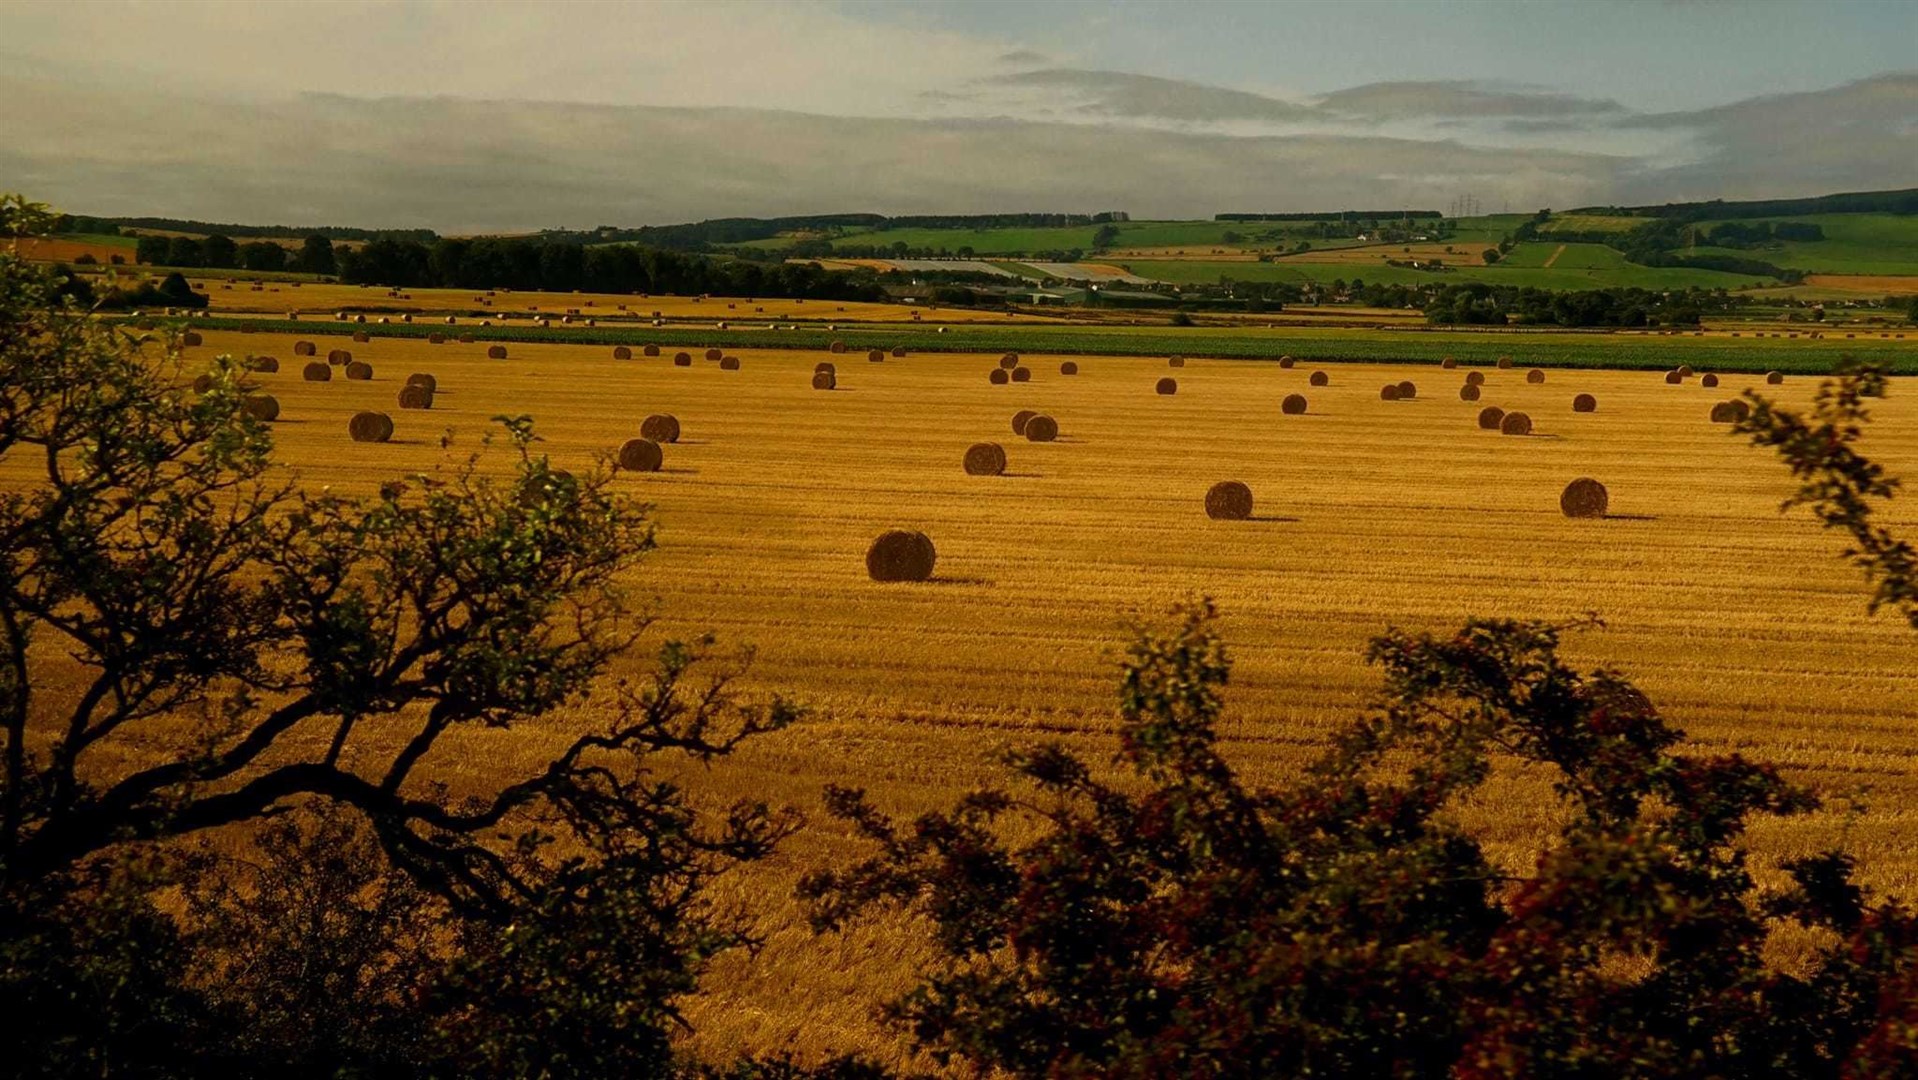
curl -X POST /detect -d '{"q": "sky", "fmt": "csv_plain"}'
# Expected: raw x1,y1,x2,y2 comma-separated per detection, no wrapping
0,0,1912,231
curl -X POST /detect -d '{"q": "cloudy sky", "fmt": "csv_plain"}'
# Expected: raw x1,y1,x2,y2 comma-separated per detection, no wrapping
0,0,1912,231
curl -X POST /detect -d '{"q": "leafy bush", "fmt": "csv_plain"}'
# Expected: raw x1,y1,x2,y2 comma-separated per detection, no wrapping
803,600,1918,1076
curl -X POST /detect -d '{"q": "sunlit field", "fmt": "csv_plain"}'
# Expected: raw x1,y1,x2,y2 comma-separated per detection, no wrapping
13,325,1918,1065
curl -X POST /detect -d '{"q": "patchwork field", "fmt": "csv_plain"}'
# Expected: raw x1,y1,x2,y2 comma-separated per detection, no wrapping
92,327,1918,1064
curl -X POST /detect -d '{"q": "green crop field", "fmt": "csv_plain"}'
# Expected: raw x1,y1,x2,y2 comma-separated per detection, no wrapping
1686,213,1918,276
149,314,1918,374
1497,242,1630,270
1117,258,1776,291
1538,213,1644,235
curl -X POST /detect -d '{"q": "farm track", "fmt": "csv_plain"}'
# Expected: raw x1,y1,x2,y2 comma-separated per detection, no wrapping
17,328,1918,1068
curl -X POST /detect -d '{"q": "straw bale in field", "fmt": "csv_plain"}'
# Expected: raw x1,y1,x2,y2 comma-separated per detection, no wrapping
348,411,393,442
1561,478,1609,519
1204,481,1253,520
640,414,681,442
963,442,1006,476
866,530,936,582
618,438,663,472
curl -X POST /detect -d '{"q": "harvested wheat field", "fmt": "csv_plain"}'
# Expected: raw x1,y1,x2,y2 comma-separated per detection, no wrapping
59,328,1918,1066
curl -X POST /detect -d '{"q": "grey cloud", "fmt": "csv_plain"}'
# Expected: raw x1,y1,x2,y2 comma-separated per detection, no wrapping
989,68,1317,123
1614,72,1917,202
996,49,1051,66
0,75,1620,229
1315,80,1628,120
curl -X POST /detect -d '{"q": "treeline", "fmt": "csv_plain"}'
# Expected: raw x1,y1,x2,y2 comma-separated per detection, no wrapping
1424,282,1745,327
108,216,437,241
1704,220,1826,245
135,234,340,275
1217,209,1443,222
336,237,885,300
566,213,1129,252
1578,186,1918,223
1512,213,1806,283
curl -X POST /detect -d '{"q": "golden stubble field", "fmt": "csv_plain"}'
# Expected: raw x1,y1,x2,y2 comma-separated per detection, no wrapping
43,328,1918,1063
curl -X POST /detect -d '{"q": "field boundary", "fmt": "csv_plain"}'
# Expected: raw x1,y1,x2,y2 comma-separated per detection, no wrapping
121,316,1918,374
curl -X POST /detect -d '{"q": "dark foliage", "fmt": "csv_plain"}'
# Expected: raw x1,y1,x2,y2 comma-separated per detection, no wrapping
803,598,1918,1076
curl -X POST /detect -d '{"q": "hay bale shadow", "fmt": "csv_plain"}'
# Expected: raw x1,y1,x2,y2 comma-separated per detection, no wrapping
924,575,991,586
1602,513,1658,521
1001,471,1044,478
659,467,701,475
1245,514,1301,523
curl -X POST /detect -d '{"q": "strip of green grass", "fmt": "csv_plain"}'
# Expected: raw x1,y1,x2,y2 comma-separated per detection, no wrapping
130,315,1918,375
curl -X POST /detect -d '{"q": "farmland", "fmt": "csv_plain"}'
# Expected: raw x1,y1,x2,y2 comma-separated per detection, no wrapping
1114,254,1781,291
35,324,1918,1065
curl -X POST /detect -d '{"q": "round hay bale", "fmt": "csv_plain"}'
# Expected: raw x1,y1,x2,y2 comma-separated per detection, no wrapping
1500,411,1533,436
487,345,508,360
1060,361,1079,375
1477,405,1506,430
1460,384,1482,402
643,344,661,357
1766,370,1784,385
190,373,215,394
1204,481,1253,521
891,346,907,358
989,368,1010,385
1024,415,1058,442
1168,355,1186,368
830,341,847,354
1497,356,1513,369
1012,410,1037,435
242,395,280,422
182,331,203,347
1380,384,1401,401
1465,371,1487,387
344,361,373,380
674,352,692,366
1710,400,1750,424
1281,393,1307,415
1011,367,1031,383
613,346,633,360
1664,369,1684,384
1526,368,1545,384
813,370,837,391
1701,372,1720,388
353,315,366,325
1279,356,1295,369
328,349,352,365
1397,380,1416,399
999,354,1019,370
866,530,936,582
406,372,437,392
302,362,331,382
705,348,723,362
617,438,663,472
868,349,884,363
428,332,445,344
640,414,681,443
397,385,433,410
294,340,316,356
352,330,370,343
247,355,279,373
1572,393,1598,413
1309,370,1329,387
1156,377,1177,395
1677,364,1694,378
1561,478,1609,519
963,442,1006,476
348,411,393,443
459,333,474,344
1441,356,1457,369
815,361,836,375
720,356,741,370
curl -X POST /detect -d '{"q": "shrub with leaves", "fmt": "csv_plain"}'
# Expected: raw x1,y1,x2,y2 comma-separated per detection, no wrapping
803,600,1918,1077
